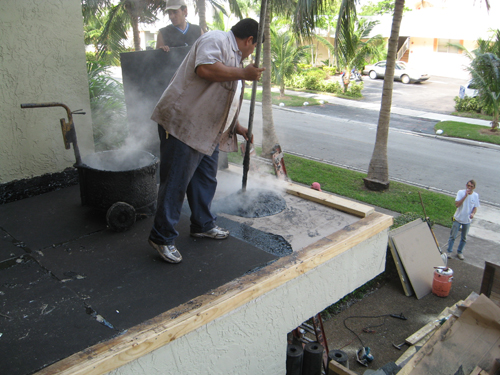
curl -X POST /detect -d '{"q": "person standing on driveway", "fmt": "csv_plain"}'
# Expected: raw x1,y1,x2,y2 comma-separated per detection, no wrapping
447,180,480,260
156,0,202,52
148,18,265,264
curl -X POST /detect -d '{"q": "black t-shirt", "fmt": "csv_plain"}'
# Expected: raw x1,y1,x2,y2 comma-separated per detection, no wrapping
159,23,202,48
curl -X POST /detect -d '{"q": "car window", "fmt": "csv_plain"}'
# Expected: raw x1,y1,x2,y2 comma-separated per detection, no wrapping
468,81,479,89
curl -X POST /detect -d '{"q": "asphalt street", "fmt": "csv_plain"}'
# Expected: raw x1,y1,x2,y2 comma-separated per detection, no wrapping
237,85,500,253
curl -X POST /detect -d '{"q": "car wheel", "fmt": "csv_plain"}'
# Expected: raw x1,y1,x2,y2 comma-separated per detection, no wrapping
369,70,377,80
401,74,410,84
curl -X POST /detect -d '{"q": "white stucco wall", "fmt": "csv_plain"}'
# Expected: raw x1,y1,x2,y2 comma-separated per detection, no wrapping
407,37,472,80
0,0,94,184
108,229,388,375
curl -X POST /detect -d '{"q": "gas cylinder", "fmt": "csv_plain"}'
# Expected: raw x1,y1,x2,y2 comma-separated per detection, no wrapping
432,267,453,297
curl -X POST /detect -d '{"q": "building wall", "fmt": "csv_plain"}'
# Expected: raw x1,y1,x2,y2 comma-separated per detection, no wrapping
407,37,472,79
0,0,94,184
108,229,388,375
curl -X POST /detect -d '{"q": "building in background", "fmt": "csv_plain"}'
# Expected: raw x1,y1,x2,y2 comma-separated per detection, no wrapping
312,0,498,79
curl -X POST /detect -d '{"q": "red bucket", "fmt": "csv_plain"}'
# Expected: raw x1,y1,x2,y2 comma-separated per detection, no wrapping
432,267,453,297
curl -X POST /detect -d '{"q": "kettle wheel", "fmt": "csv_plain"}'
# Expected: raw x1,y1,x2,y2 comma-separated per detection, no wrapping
106,202,136,232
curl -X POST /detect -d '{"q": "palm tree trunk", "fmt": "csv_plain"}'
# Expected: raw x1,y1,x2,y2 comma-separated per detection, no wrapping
131,14,141,51
364,0,405,191
197,0,208,33
261,6,280,159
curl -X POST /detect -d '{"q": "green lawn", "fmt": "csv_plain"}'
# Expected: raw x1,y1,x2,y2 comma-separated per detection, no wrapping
243,89,323,107
435,121,500,145
228,150,456,228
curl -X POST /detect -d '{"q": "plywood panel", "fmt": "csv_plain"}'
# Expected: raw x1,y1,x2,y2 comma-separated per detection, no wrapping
388,219,425,297
391,221,445,299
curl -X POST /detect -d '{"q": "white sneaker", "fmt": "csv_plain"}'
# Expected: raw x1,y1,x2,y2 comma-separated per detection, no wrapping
191,226,229,239
148,240,182,263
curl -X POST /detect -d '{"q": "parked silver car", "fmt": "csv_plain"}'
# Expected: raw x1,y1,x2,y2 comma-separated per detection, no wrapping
459,80,479,99
362,61,430,84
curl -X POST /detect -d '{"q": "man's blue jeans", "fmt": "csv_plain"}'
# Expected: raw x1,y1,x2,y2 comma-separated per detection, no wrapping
447,220,470,254
149,126,219,245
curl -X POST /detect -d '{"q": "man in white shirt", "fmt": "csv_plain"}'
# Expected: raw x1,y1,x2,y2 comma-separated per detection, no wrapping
148,18,265,264
447,180,480,260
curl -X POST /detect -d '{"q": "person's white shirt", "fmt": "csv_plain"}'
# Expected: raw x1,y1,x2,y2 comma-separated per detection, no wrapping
453,189,480,224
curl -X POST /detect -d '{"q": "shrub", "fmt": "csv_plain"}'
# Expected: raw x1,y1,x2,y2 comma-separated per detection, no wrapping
285,73,306,89
347,82,364,97
391,212,423,229
303,75,323,91
321,66,336,77
87,62,128,151
454,96,481,113
297,63,312,71
304,68,328,80
322,80,342,94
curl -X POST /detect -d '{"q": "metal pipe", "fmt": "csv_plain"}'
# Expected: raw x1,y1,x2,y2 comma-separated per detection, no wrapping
242,0,268,191
20,102,84,165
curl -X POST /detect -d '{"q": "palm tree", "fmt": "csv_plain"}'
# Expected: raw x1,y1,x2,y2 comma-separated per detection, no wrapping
83,8,128,65
270,25,309,97
361,0,491,190
82,0,168,53
261,2,280,159
451,29,499,130
363,0,405,191
196,0,244,32
469,52,500,130
329,18,383,92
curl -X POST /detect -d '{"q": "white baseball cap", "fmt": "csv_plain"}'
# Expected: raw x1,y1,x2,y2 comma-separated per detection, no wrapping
165,0,187,10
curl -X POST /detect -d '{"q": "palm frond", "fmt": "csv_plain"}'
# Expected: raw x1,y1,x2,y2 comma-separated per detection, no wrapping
334,0,358,67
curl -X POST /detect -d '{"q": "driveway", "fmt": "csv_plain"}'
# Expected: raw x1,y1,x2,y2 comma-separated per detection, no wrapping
353,75,468,114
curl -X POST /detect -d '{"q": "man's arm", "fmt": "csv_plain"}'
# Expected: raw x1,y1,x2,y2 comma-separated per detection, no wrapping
455,193,467,208
156,32,170,52
196,62,264,82
470,207,477,219
455,189,471,208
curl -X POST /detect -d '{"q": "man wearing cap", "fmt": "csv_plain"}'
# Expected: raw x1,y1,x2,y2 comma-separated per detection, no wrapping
157,0,202,52
148,18,265,264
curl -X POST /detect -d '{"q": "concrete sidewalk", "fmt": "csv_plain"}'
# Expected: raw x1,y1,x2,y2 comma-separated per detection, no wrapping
271,87,493,127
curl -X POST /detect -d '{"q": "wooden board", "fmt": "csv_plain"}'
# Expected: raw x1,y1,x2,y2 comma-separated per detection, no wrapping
390,220,445,299
399,294,500,375
405,306,455,346
480,261,500,307
388,236,413,296
285,183,374,218
328,359,358,375
396,295,478,368
388,219,425,297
